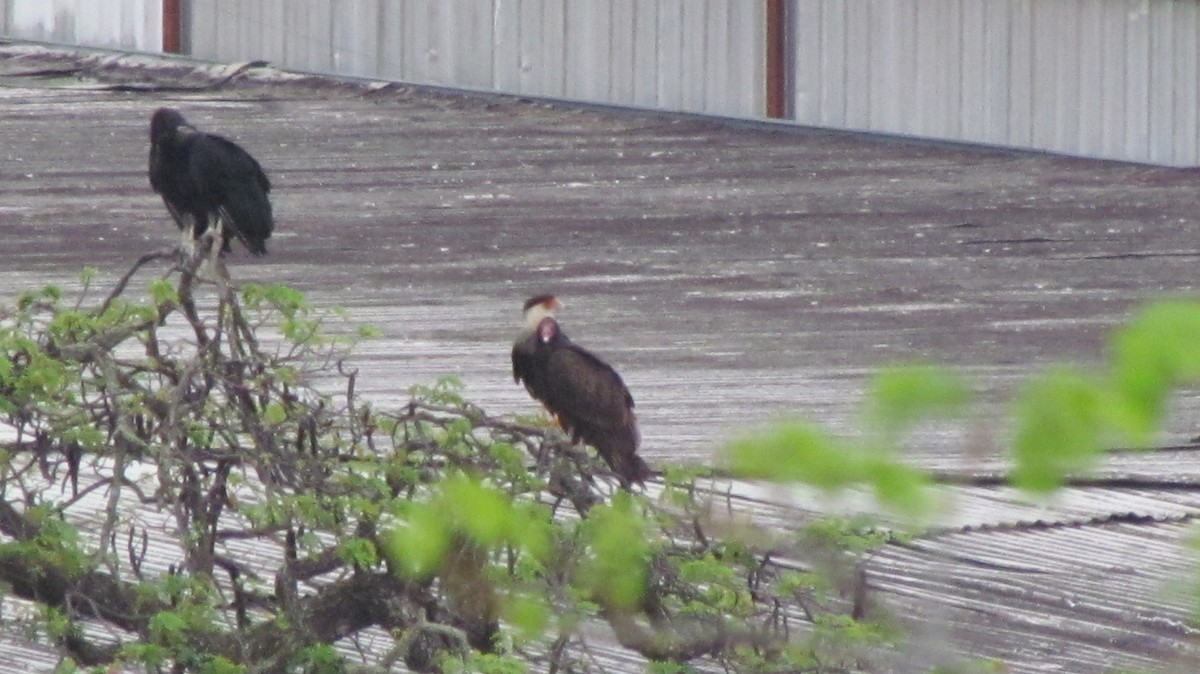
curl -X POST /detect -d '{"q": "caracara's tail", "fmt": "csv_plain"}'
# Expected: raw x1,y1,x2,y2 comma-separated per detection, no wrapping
581,421,650,489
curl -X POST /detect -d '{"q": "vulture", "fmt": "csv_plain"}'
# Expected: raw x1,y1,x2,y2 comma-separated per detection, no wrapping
512,295,650,488
148,107,274,257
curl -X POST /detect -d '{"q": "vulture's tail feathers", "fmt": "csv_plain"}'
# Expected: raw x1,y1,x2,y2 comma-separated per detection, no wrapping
219,184,273,256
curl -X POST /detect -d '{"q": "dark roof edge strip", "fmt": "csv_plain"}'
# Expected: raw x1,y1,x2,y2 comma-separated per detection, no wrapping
920,510,1200,540
932,473,1200,491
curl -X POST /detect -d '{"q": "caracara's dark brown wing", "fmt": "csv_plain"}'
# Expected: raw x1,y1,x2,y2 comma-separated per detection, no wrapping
538,340,648,488
512,332,538,389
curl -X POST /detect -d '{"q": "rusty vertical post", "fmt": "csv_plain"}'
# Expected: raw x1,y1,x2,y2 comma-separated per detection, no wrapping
163,0,182,53
766,0,787,119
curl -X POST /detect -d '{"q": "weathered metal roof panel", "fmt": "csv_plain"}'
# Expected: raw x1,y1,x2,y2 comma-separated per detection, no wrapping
871,520,1200,673
4,42,1200,673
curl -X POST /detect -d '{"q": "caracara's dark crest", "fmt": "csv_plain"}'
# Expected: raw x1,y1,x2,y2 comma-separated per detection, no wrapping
523,294,560,314
512,297,650,488
148,107,273,256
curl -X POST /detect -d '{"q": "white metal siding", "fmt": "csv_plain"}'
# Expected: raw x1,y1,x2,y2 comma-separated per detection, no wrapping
790,0,1200,165
186,0,766,119
0,0,160,51
3,1,1199,166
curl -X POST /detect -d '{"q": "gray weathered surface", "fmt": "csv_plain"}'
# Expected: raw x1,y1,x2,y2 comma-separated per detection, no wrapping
183,0,766,119
0,0,161,51
3,42,1200,673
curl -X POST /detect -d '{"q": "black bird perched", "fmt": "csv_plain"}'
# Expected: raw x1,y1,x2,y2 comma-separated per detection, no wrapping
148,107,274,257
512,295,650,488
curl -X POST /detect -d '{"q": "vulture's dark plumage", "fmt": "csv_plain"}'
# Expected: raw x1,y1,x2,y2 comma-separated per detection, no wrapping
148,107,273,256
512,296,650,488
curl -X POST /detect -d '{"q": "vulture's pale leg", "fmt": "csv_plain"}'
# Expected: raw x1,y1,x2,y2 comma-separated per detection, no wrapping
178,215,197,263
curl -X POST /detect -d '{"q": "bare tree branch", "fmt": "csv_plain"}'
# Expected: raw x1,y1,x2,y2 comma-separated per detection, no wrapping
0,252,883,673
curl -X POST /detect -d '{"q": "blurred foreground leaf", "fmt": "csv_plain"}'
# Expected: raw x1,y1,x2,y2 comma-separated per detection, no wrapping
865,363,971,434
725,421,932,517
579,492,650,611
1010,367,1110,493
1110,299,1200,440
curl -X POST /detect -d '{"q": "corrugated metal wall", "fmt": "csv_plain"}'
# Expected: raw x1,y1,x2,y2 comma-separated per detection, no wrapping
182,0,1200,166
1,0,1198,166
791,0,1200,166
187,0,766,119
0,0,160,51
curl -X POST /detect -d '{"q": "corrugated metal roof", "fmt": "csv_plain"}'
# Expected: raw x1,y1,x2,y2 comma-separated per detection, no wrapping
872,520,1200,673
4,41,1200,673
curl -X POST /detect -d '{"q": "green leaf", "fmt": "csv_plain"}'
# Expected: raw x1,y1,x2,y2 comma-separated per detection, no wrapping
725,420,850,486
863,457,931,513
579,492,649,610
198,656,245,674
440,475,511,546
148,278,179,306
148,611,188,647
409,376,466,405
1110,299,1200,440
119,643,170,668
281,317,320,344
508,502,552,563
465,653,529,674
288,643,343,674
263,401,287,425
275,365,300,386
242,283,308,314
339,538,379,568
864,363,971,432
50,658,79,674
503,592,550,641
1011,367,1108,492
647,664,694,674
725,419,933,516
384,503,449,579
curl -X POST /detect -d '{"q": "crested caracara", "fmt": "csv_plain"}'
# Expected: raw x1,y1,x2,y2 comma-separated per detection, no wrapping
512,296,650,488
